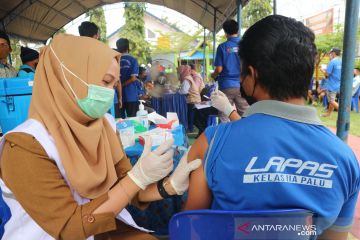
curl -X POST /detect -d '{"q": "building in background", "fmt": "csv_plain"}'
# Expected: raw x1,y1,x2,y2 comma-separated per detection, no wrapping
107,11,181,65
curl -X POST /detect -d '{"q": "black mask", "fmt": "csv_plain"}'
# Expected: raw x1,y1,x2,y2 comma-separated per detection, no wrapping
240,79,257,105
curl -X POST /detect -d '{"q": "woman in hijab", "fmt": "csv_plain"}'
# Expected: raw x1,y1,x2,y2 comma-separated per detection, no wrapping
189,64,205,92
178,65,202,132
0,34,200,240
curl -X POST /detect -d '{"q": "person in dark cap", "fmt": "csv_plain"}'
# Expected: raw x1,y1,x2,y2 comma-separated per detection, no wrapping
320,47,342,117
78,21,99,39
0,30,17,78
18,46,39,78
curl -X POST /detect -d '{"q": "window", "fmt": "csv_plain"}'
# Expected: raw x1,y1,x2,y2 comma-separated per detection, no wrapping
147,29,156,39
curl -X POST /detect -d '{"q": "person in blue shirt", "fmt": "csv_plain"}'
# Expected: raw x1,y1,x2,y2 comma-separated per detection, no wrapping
116,38,139,117
78,21,99,40
317,77,328,104
307,77,315,104
17,46,39,78
320,47,342,117
185,15,359,240
211,19,248,122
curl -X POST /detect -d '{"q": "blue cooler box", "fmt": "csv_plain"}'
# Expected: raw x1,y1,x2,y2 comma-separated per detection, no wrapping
0,77,34,134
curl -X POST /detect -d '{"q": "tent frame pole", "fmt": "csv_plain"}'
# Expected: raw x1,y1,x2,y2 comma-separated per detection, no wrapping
336,0,360,142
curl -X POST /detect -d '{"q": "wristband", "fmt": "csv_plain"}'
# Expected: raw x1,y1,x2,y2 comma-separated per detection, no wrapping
157,178,173,199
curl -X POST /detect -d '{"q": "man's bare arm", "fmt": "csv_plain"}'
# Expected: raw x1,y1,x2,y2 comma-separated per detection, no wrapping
183,133,212,210
317,229,348,240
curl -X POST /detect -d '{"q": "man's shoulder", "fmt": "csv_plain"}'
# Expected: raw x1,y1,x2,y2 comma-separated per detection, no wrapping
122,54,137,61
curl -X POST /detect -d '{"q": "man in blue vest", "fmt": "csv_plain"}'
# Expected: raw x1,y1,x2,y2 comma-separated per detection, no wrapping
78,21,100,40
211,20,248,122
116,38,140,117
320,47,342,117
186,15,359,240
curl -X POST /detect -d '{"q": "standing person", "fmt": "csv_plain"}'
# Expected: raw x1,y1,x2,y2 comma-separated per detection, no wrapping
185,15,359,239
0,34,201,239
117,38,140,117
111,48,123,118
211,20,248,122
320,47,342,117
17,46,39,78
0,31,16,78
78,21,100,39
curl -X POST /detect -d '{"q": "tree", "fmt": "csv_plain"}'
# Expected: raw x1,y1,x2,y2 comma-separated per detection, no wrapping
119,3,151,64
242,0,272,28
87,7,107,43
10,38,22,70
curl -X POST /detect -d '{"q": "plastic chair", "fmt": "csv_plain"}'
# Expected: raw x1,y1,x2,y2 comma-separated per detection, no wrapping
0,190,11,239
351,87,360,113
169,209,314,240
207,115,218,127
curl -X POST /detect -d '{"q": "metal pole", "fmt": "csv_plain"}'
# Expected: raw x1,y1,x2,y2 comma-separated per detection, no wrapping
336,0,360,142
203,28,206,80
273,0,277,15
237,0,242,38
213,9,217,61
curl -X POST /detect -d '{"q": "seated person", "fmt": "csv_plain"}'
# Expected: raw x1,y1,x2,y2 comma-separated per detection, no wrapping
353,68,360,97
185,15,359,240
137,66,154,113
0,31,17,78
193,84,219,138
18,46,39,77
317,78,328,103
190,63,205,92
78,21,100,40
178,65,202,132
307,77,315,104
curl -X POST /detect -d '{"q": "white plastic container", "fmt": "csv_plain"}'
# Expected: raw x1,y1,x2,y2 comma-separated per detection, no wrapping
117,120,135,148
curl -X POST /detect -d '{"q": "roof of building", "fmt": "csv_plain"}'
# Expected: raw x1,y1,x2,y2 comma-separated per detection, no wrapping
0,0,249,42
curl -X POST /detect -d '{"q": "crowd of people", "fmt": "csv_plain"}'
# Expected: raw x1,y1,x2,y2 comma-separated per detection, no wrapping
0,13,359,240
0,32,39,78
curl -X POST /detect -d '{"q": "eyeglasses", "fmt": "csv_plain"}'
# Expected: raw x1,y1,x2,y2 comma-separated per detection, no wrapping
0,42,9,48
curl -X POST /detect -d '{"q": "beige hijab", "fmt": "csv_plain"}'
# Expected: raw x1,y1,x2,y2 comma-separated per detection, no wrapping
29,34,123,199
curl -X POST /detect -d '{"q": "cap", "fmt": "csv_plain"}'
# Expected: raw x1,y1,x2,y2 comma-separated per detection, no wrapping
329,47,341,55
20,46,39,63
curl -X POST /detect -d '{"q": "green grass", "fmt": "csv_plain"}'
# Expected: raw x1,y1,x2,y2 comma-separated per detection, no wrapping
314,103,360,137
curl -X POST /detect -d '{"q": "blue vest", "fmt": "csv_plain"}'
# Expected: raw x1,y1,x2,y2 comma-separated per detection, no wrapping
204,103,359,234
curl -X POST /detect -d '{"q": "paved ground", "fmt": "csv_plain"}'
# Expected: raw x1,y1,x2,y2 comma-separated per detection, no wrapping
328,128,360,239
346,133,360,239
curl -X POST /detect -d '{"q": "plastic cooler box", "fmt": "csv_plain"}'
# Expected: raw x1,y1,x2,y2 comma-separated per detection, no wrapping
0,77,34,134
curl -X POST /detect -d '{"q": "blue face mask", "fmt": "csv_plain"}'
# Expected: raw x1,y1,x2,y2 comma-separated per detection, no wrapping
50,45,114,119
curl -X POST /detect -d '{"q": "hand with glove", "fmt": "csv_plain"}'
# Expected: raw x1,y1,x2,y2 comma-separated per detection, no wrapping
169,149,202,195
210,90,235,117
128,137,174,190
